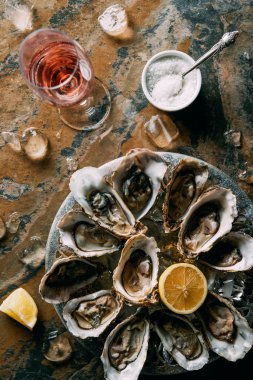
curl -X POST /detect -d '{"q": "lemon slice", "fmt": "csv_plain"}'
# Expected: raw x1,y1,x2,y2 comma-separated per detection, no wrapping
159,263,207,314
0,288,38,330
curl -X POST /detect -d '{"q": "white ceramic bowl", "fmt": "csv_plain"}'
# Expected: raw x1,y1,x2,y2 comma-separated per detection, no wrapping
141,50,202,112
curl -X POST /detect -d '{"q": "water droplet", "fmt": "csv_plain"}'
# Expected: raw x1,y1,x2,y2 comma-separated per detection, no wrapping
224,130,241,148
0,216,6,240
6,212,20,234
66,157,79,172
56,129,62,141
1,132,22,152
238,167,253,184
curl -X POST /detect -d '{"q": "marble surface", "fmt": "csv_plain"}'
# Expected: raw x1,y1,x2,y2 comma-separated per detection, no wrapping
0,0,253,379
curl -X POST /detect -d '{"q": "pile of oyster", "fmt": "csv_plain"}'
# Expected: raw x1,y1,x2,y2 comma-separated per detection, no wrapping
39,149,253,379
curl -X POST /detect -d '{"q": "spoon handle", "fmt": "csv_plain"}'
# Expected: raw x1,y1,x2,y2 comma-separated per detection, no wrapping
182,31,239,78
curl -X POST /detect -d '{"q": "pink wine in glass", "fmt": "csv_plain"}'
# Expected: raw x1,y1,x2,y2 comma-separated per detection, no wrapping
19,29,111,130
28,41,94,108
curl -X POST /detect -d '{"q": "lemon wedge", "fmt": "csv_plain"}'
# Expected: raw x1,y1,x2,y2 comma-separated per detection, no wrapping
0,287,38,330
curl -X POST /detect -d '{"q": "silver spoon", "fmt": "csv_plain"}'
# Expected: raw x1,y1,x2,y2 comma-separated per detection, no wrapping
182,31,239,78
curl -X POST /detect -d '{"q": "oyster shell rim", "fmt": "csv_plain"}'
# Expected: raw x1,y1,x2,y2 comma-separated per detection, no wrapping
112,233,159,305
162,157,208,233
197,291,253,361
57,210,121,258
178,186,238,258
101,311,150,380
62,289,124,339
39,256,98,304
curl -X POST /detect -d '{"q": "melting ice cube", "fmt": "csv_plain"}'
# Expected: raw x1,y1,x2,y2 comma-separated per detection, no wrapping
144,115,179,149
98,4,128,37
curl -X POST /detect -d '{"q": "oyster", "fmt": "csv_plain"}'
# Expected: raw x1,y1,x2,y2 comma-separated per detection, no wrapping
101,312,150,380
70,167,145,238
198,292,253,361
111,149,167,220
113,234,159,305
63,290,123,339
58,211,120,258
200,232,253,271
39,257,98,304
163,158,208,232
152,311,209,371
178,187,237,259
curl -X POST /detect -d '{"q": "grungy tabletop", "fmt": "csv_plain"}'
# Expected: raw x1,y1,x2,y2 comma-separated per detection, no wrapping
0,1,253,379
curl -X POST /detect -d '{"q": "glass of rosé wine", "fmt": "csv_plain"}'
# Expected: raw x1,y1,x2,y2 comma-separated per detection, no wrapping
19,29,111,131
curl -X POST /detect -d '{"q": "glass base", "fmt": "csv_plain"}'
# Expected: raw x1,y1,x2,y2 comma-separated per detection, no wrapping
58,78,111,131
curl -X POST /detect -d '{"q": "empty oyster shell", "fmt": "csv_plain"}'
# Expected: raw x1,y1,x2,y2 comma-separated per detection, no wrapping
113,234,159,305
70,167,146,238
39,257,98,304
200,232,253,271
163,158,208,232
111,149,167,220
63,290,123,339
58,211,120,258
152,311,209,371
178,187,237,259
198,292,253,361
101,312,150,380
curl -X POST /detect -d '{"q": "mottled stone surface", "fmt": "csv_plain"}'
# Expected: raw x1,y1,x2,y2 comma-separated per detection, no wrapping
0,0,253,379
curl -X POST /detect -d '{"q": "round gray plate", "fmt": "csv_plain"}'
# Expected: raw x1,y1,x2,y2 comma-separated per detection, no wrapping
45,152,253,376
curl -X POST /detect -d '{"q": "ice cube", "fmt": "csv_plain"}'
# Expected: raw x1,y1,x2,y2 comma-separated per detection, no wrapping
98,4,128,38
144,115,179,149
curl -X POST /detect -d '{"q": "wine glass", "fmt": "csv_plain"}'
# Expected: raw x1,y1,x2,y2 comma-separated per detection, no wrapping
19,29,111,131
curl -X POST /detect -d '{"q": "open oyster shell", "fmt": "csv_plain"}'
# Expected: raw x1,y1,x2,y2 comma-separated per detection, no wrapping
178,187,237,259
113,234,159,305
58,211,120,258
70,167,146,238
198,292,253,361
200,232,253,271
152,311,209,371
101,312,150,380
111,149,167,220
63,290,123,339
39,257,98,304
163,158,208,232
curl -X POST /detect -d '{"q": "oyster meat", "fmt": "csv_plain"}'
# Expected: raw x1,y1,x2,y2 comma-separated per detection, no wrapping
58,211,120,258
101,312,150,380
178,187,237,259
198,292,253,361
111,149,167,220
163,158,208,232
63,290,123,339
39,257,98,304
70,167,145,238
153,311,209,371
200,232,253,271
113,234,159,305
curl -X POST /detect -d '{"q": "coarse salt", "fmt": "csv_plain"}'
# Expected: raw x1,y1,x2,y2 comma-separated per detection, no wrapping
146,56,197,109
152,74,183,102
